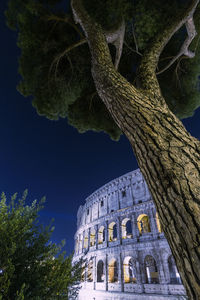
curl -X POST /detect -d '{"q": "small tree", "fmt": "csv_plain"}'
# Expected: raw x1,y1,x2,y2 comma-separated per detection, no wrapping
0,190,81,299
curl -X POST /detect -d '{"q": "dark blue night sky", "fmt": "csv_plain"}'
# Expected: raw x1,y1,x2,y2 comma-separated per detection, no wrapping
1,0,200,255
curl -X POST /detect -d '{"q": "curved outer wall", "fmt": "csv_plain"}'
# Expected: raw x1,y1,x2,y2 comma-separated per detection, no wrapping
73,169,186,300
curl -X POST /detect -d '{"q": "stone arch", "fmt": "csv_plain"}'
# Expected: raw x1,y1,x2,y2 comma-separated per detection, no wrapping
108,258,118,283
87,258,93,282
137,214,151,234
108,222,117,242
90,228,96,246
156,212,162,233
168,255,181,284
98,226,105,244
144,255,159,284
123,256,137,283
97,260,105,282
121,218,132,239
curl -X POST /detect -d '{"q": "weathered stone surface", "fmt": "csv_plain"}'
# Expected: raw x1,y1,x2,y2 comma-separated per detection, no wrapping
73,169,186,300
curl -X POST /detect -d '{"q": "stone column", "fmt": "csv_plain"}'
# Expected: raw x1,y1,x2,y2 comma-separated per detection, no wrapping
131,213,140,239
88,228,91,250
90,206,92,223
95,224,98,249
156,248,169,284
149,208,158,236
136,260,144,293
93,255,97,290
119,253,124,292
140,262,147,285
105,254,108,291
78,233,81,255
82,231,85,253
105,220,108,246
117,217,121,243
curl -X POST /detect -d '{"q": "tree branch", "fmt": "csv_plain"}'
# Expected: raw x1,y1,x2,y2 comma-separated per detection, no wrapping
132,23,139,54
71,0,126,70
45,14,84,38
124,41,142,57
138,0,199,94
71,0,114,68
105,20,125,69
49,38,86,79
157,16,197,75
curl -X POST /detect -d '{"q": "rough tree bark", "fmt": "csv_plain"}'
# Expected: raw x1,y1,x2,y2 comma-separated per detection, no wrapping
71,0,200,298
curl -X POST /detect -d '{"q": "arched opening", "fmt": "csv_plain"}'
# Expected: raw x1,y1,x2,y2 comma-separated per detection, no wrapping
121,218,132,239
108,258,118,283
90,228,96,246
87,259,93,282
137,214,151,234
108,222,117,242
97,260,104,282
123,256,137,283
98,226,105,244
83,235,88,249
156,212,162,233
144,255,159,284
168,255,181,284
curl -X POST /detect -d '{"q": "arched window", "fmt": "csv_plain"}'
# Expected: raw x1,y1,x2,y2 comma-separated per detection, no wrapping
144,255,159,284
90,228,96,246
108,222,117,242
97,260,104,282
98,226,105,244
123,257,137,283
156,212,162,233
83,235,88,249
137,214,151,234
121,218,132,239
87,259,93,282
168,255,181,284
108,258,118,283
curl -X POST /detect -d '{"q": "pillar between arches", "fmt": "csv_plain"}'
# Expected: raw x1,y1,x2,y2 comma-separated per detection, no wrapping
149,209,158,235
131,213,140,239
117,217,121,243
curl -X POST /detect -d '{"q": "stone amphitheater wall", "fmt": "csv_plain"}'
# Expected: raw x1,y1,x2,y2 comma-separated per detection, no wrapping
73,169,186,300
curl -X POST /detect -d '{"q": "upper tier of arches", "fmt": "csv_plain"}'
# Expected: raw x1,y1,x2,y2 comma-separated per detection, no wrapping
76,169,151,229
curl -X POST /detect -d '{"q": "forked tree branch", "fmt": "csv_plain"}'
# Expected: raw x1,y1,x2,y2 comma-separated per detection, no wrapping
71,0,125,70
105,20,125,69
138,0,199,95
157,16,197,75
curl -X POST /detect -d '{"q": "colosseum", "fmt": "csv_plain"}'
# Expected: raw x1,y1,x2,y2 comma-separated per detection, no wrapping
73,169,186,300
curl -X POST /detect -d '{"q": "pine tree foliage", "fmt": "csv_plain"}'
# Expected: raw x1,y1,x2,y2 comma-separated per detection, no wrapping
5,0,200,140
0,191,81,299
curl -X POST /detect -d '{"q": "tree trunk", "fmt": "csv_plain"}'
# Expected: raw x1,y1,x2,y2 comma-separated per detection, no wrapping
71,0,200,298
94,67,200,299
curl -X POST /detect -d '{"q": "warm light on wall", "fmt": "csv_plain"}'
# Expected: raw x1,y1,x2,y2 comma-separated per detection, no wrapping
137,214,151,234
108,258,118,283
156,212,162,233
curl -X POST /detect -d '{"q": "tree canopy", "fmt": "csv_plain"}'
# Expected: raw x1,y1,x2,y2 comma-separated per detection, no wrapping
0,190,81,299
5,0,200,141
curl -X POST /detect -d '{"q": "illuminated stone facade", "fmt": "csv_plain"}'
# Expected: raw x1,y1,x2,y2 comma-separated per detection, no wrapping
73,169,186,300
